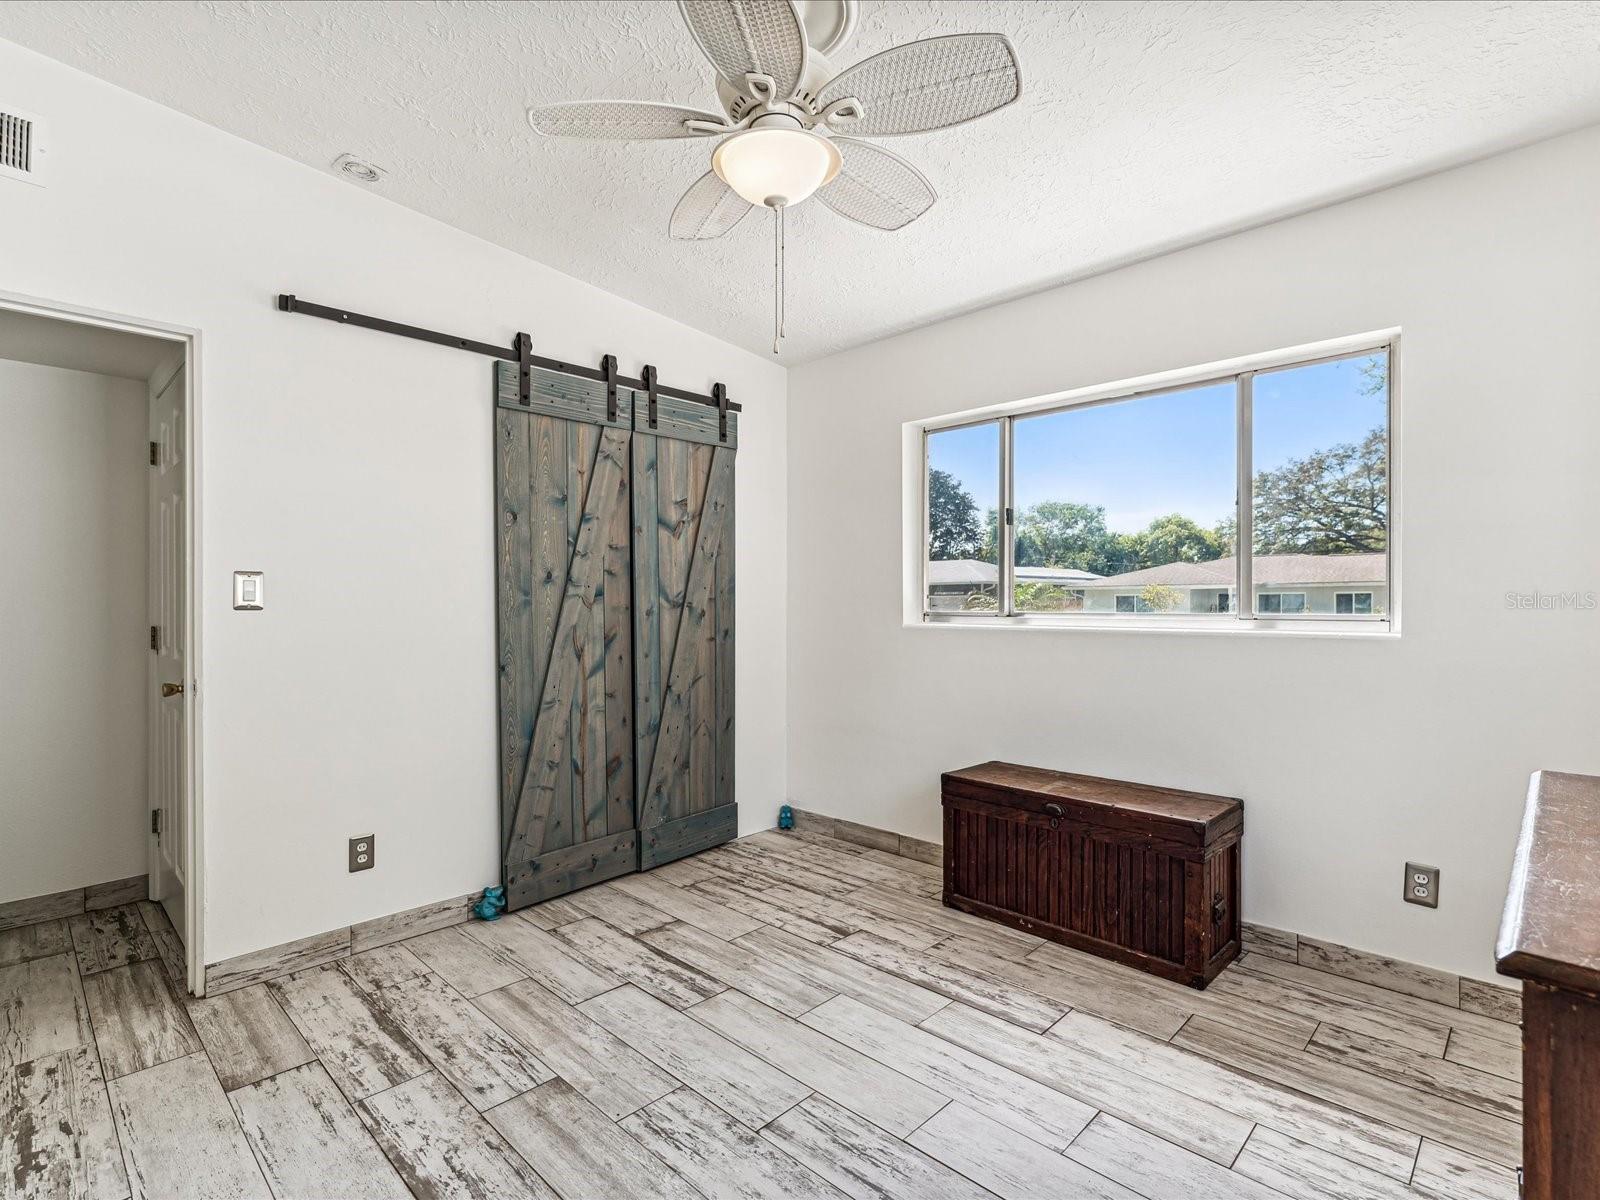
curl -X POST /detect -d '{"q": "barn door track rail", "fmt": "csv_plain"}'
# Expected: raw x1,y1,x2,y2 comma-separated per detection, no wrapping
275,294,739,421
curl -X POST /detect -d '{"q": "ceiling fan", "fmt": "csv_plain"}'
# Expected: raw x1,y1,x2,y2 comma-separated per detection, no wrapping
527,0,1022,354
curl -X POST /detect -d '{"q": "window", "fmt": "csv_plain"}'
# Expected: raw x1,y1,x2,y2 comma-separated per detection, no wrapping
1258,593,1307,614
917,338,1394,630
924,421,1000,613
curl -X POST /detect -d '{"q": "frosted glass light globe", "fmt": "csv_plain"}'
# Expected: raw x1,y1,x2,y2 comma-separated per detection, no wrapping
712,127,842,208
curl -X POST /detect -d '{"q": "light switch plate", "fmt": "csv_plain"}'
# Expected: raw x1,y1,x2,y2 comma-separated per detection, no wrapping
233,571,264,611
349,835,374,873
1404,862,1439,908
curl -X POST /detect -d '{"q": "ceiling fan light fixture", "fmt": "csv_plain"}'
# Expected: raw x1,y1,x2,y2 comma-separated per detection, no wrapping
712,125,841,209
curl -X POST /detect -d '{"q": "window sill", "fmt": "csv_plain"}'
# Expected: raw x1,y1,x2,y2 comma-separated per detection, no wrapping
910,614,1398,639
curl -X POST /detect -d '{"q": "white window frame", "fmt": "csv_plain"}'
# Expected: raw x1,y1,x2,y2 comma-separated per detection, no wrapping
906,329,1400,637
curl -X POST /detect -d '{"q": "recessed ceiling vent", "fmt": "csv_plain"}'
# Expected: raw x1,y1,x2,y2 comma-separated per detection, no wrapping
0,108,45,187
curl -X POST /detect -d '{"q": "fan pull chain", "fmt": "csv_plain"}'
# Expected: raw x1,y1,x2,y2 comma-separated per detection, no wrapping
771,203,787,356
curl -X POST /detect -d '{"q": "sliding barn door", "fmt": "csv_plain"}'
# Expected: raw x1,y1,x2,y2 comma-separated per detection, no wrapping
496,362,636,908
632,393,737,869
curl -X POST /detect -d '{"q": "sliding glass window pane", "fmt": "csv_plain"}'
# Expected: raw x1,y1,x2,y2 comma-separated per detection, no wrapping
1252,351,1389,615
926,422,1000,613
1011,383,1235,614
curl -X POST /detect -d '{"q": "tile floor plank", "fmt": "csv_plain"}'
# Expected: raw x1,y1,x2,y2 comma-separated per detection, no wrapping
690,989,947,1136
831,931,1067,1033
735,925,949,1023
1048,1010,1420,1180
579,984,810,1128
459,913,619,1004
0,1045,127,1200
1444,1025,1522,1082
639,921,835,1013
403,926,526,998
844,885,1043,959
762,1094,989,1200
689,874,856,945
1458,979,1521,1026
555,917,726,1008
920,1001,1252,1164
1065,1112,1286,1200
0,953,94,1070
934,933,1193,1040
338,944,431,993
356,1070,556,1199
69,908,158,978
267,966,429,1101
82,961,201,1079
565,884,675,936
0,919,73,969
486,1078,702,1200
1306,1021,1520,1120
1173,1015,1521,1167
1231,1124,1416,1200
135,904,186,991
107,1051,270,1200
358,971,550,1111
623,1087,851,1200
907,1101,1141,1200
473,978,676,1120
609,872,764,939
801,993,1094,1151
1411,1138,1520,1200
1207,968,1448,1055
229,1061,409,1199
186,983,314,1093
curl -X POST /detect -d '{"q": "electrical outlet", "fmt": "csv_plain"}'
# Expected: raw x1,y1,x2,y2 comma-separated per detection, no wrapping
1404,862,1438,908
349,835,375,873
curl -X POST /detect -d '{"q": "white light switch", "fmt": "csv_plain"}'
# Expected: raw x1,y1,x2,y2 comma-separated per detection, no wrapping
233,571,264,610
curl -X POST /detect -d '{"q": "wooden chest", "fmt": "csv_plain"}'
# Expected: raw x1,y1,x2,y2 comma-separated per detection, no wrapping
942,761,1243,988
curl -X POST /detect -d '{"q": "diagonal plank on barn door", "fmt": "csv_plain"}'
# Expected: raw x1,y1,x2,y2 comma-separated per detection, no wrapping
636,445,736,865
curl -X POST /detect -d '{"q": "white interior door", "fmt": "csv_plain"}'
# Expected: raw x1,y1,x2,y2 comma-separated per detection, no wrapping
148,363,187,941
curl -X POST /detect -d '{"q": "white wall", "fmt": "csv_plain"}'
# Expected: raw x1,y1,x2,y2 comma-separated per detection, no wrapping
0,360,148,901
787,125,1600,982
0,40,787,963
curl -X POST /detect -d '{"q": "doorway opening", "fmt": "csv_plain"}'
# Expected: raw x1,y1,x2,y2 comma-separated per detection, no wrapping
0,295,203,994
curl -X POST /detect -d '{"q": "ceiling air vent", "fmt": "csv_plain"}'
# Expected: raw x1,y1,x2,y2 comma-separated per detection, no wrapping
0,108,46,187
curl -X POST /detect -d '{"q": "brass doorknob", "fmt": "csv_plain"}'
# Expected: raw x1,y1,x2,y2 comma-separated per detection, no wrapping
161,682,185,698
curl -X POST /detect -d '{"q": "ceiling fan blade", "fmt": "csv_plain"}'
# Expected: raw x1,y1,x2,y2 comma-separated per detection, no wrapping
670,171,754,239
817,33,1021,136
818,139,935,231
678,0,809,100
527,100,729,140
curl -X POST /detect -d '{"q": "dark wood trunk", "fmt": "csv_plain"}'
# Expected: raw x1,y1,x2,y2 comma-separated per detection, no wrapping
942,761,1242,988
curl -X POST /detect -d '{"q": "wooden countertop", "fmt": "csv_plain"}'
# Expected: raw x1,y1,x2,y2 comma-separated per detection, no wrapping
1497,769,1600,996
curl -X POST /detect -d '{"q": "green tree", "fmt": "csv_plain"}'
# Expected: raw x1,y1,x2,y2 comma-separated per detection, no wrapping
1014,501,1115,571
1140,584,1184,612
927,468,987,561
1120,514,1228,569
1253,426,1387,554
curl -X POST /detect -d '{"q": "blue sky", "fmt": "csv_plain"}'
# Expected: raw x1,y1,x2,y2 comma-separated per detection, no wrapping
928,354,1386,534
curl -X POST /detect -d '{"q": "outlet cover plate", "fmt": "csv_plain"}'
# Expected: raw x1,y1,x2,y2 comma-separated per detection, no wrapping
349,835,375,873
1404,862,1438,908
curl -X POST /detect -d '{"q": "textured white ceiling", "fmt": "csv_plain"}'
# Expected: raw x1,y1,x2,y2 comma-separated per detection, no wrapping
4,1,1599,362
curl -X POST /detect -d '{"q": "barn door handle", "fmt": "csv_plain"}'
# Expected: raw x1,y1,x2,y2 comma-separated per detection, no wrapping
1044,802,1064,829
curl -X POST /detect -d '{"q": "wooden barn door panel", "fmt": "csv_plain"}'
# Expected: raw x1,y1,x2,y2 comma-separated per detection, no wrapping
633,393,737,869
496,362,635,909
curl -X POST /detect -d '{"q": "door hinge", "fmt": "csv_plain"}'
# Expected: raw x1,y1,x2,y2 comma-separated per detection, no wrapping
148,441,159,466
149,625,160,652
151,809,163,837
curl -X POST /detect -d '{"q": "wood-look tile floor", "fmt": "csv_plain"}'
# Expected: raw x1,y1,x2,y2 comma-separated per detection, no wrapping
1,830,1522,1199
